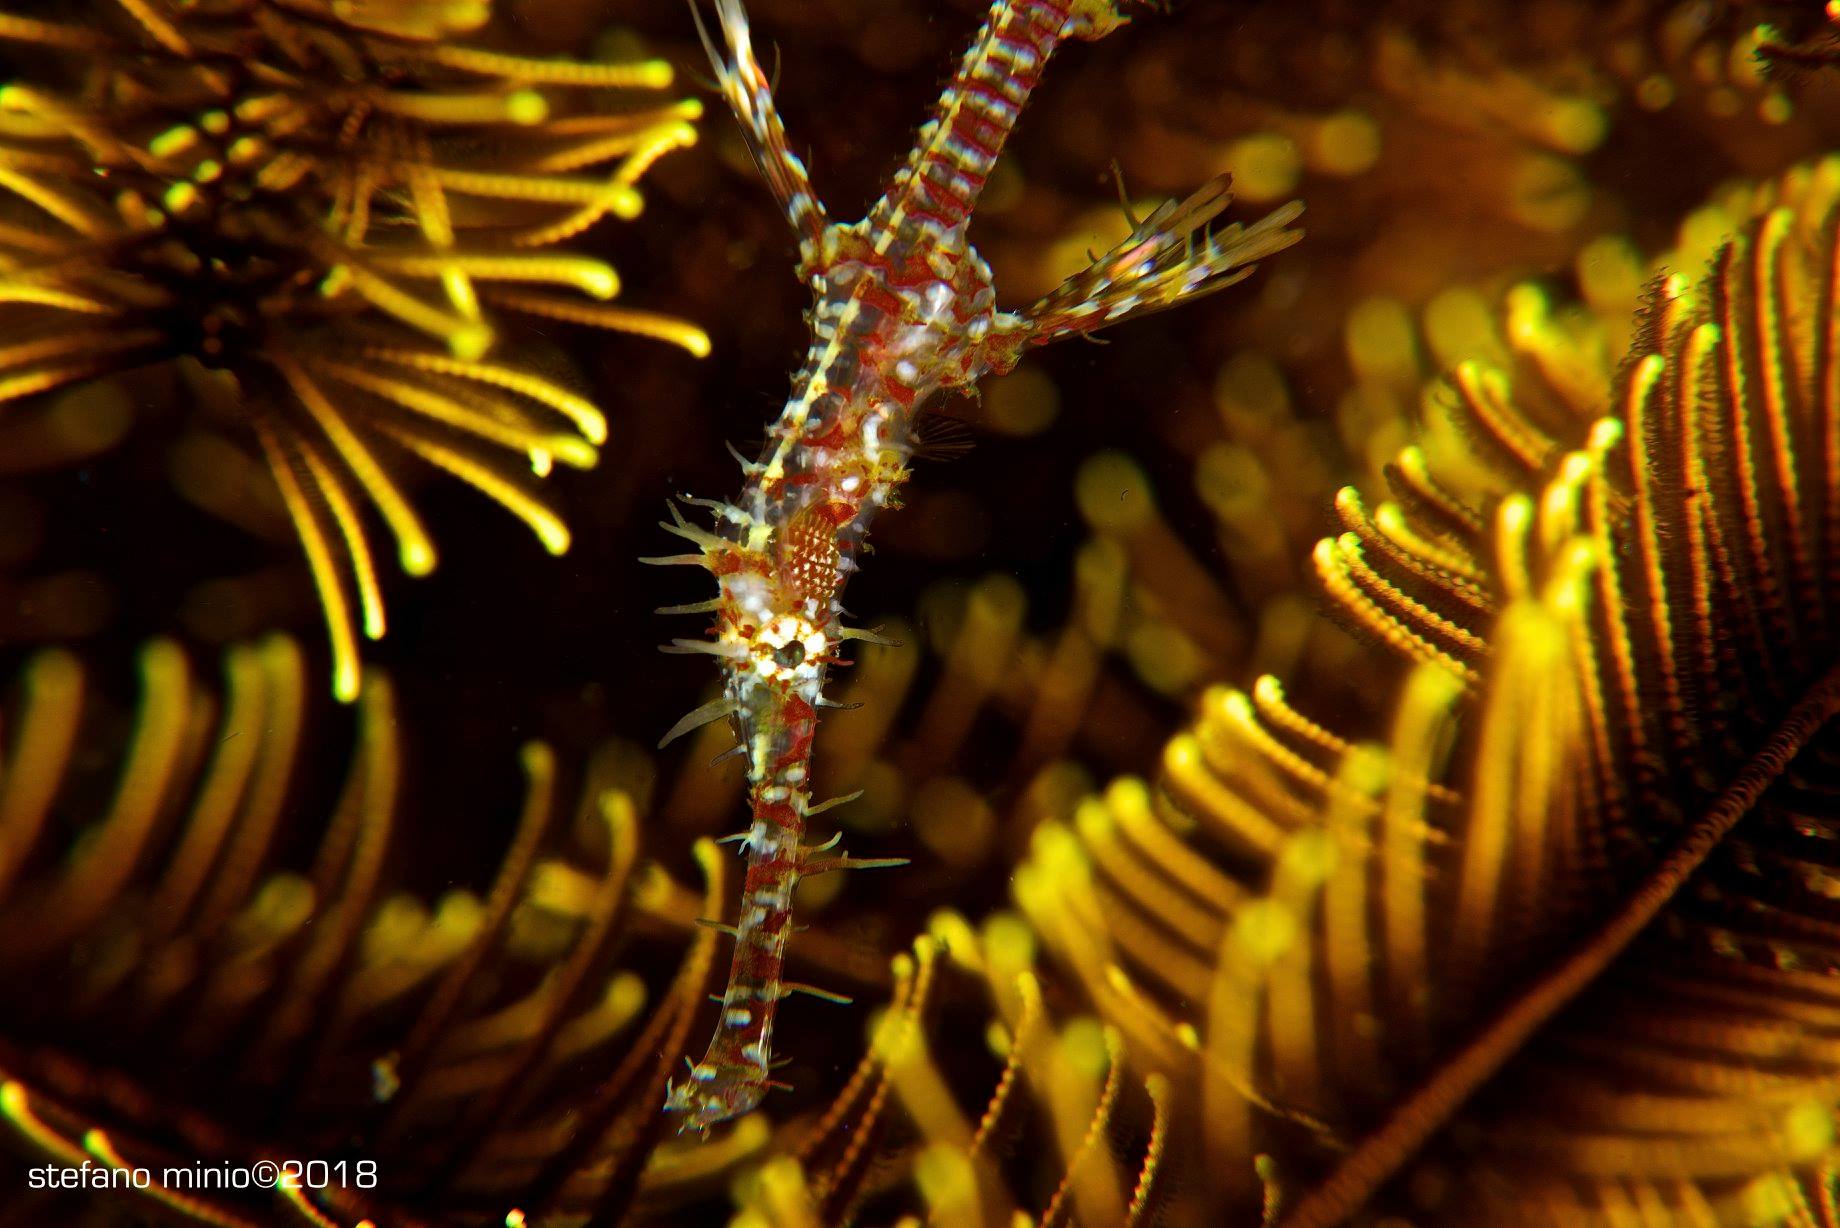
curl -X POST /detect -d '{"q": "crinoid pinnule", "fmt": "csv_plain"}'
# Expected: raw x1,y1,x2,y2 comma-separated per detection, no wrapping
726,919,1176,1227
0,0,707,701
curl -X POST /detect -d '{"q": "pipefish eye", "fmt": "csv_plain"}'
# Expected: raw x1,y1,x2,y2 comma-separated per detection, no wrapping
773,641,806,669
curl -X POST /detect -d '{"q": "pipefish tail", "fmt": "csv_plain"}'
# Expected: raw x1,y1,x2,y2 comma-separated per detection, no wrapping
661,0,1301,1133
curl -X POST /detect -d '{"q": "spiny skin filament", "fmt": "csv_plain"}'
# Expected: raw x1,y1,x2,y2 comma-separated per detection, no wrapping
663,0,1302,1133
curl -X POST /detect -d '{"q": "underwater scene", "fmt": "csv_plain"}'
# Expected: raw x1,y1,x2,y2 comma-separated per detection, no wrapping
4,0,1840,1224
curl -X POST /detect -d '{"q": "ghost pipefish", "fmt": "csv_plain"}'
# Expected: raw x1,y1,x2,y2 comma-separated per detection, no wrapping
657,0,1303,1132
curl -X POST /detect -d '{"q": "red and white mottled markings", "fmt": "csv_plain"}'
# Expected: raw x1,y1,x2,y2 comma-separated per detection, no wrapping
664,0,1303,1132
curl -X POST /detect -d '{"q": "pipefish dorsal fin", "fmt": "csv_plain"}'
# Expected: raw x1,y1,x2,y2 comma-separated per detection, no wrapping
911,406,978,464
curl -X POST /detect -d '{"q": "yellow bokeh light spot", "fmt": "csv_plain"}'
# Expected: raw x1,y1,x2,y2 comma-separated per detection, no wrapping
1784,1100,1835,1158
984,363,1060,436
1635,73,1675,111
448,322,493,362
1576,234,1643,315
1213,348,1290,431
1543,97,1607,155
1233,898,1297,965
1282,828,1338,885
1075,451,1154,533
1506,153,1589,233
982,911,1036,971
1220,131,1301,202
1125,620,1203,696
1195,443,1271,524
1677,204,1737,276
1422,286,1502,370
913,776,996,868
1310,110,1380,177
914,1142,978,1212
1345,296,1420,385
1060,1017,1110,1078
505,89,548,125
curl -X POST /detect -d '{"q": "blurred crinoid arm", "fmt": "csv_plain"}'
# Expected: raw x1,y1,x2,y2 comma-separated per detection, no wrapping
1756,5,1840,74
660,0,1299,1134
0,0,709,703
719,917,1176,1227
0,636,753,1226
